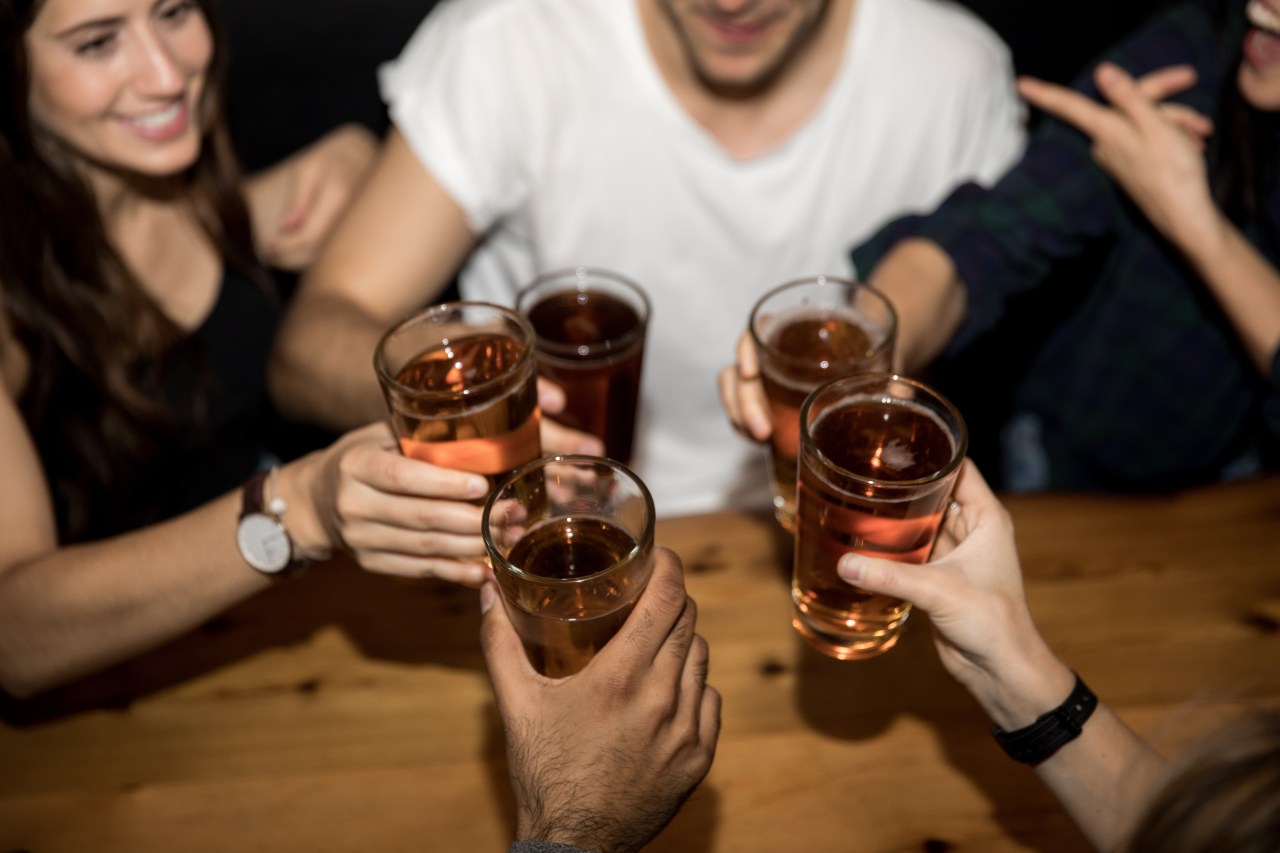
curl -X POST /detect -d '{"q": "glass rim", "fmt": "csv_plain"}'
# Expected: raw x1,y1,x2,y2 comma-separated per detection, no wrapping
749,275,897,368
373,301,536,401
798,373,969,488
516,266,651,361
481,453,656,587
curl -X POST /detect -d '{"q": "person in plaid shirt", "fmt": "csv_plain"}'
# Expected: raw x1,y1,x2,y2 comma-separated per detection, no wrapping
847,0,1280,491
722,0,1280,492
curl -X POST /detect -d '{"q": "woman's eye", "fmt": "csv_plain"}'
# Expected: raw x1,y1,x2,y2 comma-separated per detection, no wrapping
74,34,115,57
159,0,197,22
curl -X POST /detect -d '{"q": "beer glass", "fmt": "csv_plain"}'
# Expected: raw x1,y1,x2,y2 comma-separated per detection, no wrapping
483,455,655,677
374,302,542,485
516,267,649,464
750,276,896,532
792,374,966,660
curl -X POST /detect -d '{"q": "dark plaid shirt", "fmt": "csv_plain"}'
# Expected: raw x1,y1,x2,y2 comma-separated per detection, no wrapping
852,0,1280,491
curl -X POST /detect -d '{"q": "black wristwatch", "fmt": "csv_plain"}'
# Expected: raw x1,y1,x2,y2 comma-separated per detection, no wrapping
992,673,1098,764
236,468,309,577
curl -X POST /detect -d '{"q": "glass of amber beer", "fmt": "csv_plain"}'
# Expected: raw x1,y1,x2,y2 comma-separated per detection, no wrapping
374,302,542,485
483,455,655,678
792,374,966,660
516,267,649,464
750,276,896,532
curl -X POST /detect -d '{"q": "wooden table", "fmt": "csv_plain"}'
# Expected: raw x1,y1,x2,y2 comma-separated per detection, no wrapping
3,477,1278,852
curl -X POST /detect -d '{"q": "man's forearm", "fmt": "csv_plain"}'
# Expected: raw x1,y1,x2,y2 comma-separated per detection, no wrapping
269,293,392,431
865,238,967,374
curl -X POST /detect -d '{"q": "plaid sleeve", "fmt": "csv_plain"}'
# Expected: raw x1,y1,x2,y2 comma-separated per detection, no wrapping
851,0,1225,351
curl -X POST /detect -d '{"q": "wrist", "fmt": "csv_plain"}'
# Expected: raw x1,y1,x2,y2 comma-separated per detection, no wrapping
1178,207,1234,271
964,637,1076,732
992,672,1098,764
274,458,335,561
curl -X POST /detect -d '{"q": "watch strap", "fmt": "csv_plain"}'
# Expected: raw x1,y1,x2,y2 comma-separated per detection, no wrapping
242,469,270,516
239,468,309,577
992,673,1098,764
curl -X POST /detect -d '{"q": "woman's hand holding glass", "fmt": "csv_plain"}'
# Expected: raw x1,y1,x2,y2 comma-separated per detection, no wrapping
283,422,494,588
835,461,1074,731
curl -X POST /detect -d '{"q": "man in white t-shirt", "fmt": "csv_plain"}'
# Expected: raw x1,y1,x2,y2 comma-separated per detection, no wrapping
271,0,1024,518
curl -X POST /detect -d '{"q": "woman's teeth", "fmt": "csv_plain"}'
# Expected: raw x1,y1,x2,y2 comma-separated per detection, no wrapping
129,102,182,129
1248,0,1280,35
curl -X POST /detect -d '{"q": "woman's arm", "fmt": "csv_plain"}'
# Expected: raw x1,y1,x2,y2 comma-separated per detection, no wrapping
0,381,490,698
1020,63,1280,376
0,389,268,697
837,462,1168,850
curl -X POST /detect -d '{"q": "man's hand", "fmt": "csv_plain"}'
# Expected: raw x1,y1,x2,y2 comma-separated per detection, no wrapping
480,547,721,853
717,329,773,443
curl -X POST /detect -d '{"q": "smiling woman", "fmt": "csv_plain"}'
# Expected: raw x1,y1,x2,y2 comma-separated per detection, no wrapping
1240,0,1280,107
25,0,211,177
0,0,494,699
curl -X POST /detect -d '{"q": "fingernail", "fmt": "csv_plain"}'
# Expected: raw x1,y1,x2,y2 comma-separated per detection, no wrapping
579,436,605,455
480,583,497,614
837,554,864,582
1097,63,1120,85
466,477,490,499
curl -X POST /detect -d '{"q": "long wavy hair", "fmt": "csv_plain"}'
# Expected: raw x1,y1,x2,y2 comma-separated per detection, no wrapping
0,0,262,540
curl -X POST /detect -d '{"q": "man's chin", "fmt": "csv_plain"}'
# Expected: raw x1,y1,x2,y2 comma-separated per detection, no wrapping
692,63,783,100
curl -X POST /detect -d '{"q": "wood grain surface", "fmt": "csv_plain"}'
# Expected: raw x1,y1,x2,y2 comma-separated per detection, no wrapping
3,476,1278,852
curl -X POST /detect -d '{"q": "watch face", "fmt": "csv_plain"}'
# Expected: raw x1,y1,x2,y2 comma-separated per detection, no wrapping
237,513,293,573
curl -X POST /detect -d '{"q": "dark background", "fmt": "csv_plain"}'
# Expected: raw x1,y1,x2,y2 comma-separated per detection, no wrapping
223,0,1178,172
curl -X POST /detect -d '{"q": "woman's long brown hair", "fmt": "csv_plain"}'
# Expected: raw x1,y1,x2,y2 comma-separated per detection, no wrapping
0,0,263,539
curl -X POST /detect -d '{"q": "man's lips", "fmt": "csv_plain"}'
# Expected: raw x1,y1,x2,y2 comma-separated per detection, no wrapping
700,14,772,45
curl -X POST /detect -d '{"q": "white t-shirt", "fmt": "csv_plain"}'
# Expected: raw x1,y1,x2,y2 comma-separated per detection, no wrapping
380,0,1024,517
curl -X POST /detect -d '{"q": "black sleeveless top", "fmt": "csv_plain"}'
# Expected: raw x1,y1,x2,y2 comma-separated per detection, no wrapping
25,267,280,542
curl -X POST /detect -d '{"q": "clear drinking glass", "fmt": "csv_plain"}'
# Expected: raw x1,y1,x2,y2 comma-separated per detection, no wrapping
516,267,650,465
483,454,656,677
374,301,542,485
792,374,966,660
750,276,896,531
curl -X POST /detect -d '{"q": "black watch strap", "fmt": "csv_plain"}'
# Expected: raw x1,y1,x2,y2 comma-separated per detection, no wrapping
992,673,1098,764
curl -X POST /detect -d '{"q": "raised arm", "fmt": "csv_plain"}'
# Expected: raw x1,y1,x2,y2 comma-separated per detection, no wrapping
837,462,1167,850
1020,62,1280,376
268,128,476,431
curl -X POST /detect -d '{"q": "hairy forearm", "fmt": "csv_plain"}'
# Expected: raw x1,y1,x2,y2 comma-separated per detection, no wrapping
866,239,967,374
0,493,269,698
268,292,391,430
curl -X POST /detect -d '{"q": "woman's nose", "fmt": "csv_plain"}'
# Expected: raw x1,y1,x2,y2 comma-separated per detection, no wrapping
130,27,186,97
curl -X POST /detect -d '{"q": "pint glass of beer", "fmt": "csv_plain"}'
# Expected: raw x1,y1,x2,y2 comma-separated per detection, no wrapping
516,267,649,465
483,455,655,677
750,276,896,532
792,374,966,660
374,302,542,486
